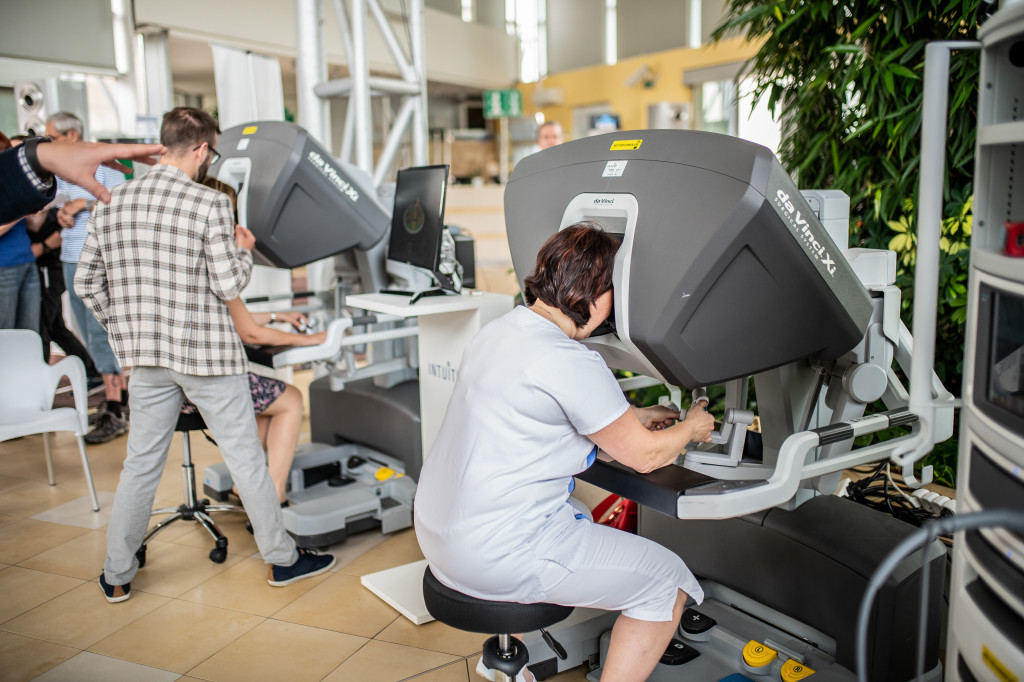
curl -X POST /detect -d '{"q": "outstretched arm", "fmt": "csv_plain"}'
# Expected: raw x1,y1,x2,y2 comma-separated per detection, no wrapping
227,298,326,347
35,140,165,203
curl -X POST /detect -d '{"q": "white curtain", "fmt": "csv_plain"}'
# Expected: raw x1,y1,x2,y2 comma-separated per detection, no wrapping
211,43,285,128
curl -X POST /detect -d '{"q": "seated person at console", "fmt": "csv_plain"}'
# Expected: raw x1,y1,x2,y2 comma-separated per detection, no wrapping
182,301,326,505
414,223,715,682
186,177,327,504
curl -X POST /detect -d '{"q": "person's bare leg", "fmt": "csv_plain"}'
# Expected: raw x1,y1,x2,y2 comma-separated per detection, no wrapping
258,384,303,503
599,589,686,682
256,413,271,448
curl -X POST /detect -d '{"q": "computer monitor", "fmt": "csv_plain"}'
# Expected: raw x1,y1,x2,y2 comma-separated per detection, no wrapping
589,113,621,134
388,165,449,274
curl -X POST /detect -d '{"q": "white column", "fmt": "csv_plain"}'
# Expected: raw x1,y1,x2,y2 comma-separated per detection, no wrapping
111,0,139,135
296,0,332,148
350,0,374,172
409,0,429,166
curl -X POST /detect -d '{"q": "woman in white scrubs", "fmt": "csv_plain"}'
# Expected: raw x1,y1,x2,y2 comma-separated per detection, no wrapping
415,223,716,682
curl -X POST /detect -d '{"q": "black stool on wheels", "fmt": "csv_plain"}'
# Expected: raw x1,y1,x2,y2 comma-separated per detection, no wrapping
423,566,573,682
136,412,246,567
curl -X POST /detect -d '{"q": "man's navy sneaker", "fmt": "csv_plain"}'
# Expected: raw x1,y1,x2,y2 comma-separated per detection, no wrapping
268,549,336,586
99,573,131,603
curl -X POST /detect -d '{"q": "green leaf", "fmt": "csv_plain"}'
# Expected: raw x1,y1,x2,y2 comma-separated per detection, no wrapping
888,63,919,79
712,0,980,437
826,44,863,54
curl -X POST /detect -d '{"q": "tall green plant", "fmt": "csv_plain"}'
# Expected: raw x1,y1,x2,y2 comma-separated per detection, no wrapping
712,0,987,486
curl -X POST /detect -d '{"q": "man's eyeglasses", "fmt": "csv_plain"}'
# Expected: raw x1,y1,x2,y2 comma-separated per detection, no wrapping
192,142,221,165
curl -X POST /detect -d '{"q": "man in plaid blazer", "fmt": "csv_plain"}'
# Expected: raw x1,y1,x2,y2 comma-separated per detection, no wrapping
77,107,334,602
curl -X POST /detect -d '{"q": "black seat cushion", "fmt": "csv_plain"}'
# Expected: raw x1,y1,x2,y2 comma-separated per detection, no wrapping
423,566,573,633
175,411,208,432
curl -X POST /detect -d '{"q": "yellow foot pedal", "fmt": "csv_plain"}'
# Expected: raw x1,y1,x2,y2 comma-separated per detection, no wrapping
781,659,815,681
742,640,778,669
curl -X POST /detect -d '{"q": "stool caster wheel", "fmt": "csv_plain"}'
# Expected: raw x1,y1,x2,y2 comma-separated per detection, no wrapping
209,537,228,563
135,546,147,569
245,520,253,534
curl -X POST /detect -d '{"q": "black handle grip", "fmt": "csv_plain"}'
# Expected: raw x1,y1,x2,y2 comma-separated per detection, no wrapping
541,628,568,660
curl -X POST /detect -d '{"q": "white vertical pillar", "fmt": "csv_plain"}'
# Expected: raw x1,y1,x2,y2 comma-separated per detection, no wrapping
409,0,429,166
296,0,337,309
688,0,702,48
350,0,374,172
111,0,139,135
296,0,332,147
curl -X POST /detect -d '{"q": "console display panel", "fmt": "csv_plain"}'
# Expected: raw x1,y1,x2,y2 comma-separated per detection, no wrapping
388,165,449,273
975,283,1024,434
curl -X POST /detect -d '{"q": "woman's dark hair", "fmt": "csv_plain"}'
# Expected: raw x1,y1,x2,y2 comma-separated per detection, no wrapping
161,107,220,153
523,221,620,328
201,176,239,221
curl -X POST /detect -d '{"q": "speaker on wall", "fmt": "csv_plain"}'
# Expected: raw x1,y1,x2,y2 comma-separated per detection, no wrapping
14,78,89,138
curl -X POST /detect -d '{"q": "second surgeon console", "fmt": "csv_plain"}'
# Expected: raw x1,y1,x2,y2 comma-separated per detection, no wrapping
201,121,450,546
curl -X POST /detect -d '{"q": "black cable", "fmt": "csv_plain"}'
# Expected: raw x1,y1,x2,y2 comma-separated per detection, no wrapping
845,462,957,532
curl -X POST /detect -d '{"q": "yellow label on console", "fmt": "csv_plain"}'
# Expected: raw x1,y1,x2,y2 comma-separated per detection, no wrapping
982,645,1018,682
781,658,815,680
610,139,642,151
242,126,259,135
742,640,777,668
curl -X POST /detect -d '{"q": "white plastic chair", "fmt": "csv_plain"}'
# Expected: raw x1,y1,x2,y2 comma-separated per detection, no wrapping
0,329,100,511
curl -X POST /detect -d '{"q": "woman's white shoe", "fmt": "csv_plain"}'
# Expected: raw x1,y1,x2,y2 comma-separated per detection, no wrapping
474,657,532,682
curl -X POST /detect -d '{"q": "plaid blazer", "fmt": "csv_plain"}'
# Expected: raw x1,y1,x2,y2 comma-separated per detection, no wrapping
76,164,253,376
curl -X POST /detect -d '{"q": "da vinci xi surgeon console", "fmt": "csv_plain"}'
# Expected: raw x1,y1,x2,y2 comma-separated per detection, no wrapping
505,130,954,681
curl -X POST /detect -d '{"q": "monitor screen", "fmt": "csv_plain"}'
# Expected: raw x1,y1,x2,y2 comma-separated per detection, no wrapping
388,165,449,272
589,113,621,133
975,283,1024,435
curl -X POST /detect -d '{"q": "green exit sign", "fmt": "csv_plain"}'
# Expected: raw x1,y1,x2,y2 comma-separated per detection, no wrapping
483,89,523,119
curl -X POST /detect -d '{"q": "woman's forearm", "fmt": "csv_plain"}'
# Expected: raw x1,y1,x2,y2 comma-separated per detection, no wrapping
590,411,696,474
591,404,715,474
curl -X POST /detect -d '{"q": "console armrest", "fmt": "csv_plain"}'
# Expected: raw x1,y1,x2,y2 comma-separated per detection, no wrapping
255,318,353,368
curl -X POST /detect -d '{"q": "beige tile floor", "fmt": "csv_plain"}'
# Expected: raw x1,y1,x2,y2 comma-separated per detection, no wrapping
0,378,591,682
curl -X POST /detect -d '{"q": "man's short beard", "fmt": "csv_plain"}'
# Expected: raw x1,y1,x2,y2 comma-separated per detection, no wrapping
194,158,211,183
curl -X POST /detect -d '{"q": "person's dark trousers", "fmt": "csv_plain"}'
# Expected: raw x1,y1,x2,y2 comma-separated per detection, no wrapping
38,262,98,376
